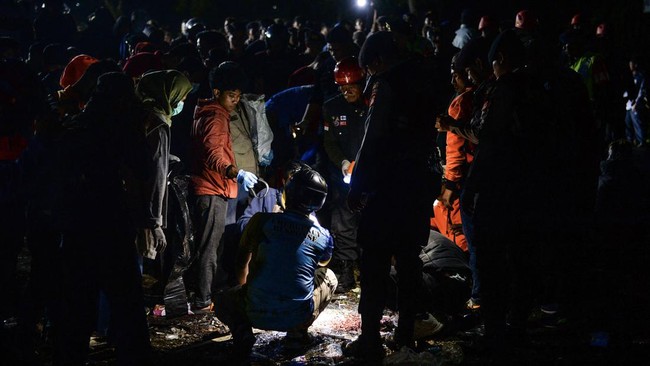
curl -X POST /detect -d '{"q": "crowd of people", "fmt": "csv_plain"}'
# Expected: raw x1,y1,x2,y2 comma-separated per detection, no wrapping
2,0,650,365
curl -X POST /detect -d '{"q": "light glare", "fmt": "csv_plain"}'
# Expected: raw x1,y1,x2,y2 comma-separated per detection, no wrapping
356,0,368,8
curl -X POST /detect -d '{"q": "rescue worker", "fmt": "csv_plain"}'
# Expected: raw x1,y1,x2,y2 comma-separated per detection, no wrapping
435,37,493,310
345,31,439,362
322,57,367,293
432,53,474,253
54,72,152,366
135,70,193,262
465,30,555,361
214,168,337,359
189,62,258,312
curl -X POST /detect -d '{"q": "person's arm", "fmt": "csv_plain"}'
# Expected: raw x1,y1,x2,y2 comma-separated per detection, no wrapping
348,78,391,210
144,124,169,228
201,110,237,177
317,234,334,267
235,213,266,285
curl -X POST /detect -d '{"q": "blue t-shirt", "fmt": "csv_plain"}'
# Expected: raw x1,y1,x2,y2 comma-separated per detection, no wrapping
241,211,333,331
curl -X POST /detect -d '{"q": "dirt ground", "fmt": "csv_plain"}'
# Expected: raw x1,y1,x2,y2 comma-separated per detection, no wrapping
3,248,650,365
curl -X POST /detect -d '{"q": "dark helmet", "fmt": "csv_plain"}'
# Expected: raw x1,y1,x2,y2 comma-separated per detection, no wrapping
184,18,206,39
334,57,365,85
284,168,328,214
515,10,538,31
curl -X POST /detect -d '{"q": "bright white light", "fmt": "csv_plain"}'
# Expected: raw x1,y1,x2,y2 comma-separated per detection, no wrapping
356,0,368,8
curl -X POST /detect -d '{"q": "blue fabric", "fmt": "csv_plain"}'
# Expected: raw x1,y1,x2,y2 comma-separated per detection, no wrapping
236,188,281,233
244,212,333,331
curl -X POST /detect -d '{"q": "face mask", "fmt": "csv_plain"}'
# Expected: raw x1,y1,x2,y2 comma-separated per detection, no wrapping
172,101,184,116
190,82,200,93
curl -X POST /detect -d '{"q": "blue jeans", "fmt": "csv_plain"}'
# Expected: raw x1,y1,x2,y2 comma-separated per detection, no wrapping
625,109,646,145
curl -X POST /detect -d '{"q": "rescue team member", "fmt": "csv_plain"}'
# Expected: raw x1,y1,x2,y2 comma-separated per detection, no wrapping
189,62,258,313
322,56,367,293
345,31,439,363
432,53,475,253
214,168,337,358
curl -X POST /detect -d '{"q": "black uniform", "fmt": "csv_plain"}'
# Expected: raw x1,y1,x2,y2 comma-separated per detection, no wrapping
350,57,439,347
322,94,367,289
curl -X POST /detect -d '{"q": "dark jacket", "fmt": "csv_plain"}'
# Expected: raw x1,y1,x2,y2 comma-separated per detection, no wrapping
350,58,438,199
322,94,367,172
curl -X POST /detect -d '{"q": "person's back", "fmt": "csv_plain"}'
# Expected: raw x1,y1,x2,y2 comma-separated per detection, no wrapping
244,210,332,330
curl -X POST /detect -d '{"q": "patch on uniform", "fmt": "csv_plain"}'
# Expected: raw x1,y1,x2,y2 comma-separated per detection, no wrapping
333,117,340,127
339,115,347,126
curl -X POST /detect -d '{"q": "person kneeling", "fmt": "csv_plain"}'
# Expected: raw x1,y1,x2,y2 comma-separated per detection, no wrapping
214,168,337,357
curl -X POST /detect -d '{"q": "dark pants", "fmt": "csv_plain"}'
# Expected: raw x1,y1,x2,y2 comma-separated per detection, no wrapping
460,188,479,301
474,212,540,349
330,183,359,262
357,194,429,345
56,229,150,366
192,195,228,308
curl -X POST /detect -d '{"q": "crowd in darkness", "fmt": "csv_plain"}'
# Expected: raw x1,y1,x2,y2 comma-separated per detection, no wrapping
1,0,650,364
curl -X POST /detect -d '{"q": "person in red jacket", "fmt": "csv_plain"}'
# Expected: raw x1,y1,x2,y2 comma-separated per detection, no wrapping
189,62,257,312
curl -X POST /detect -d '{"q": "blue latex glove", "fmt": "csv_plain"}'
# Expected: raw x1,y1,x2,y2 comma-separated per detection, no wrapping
237,170,258,191
260,150,274,167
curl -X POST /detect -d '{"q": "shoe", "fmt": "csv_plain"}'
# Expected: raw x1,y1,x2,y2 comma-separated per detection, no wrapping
190,303,214,315
343,335,385,363
413,312,444,340
467,297,481,310
283,329,313,351
383,346,438,365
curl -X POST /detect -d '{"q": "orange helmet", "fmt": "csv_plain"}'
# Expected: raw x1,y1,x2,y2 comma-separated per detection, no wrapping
515,10,538,31
334,57,365,86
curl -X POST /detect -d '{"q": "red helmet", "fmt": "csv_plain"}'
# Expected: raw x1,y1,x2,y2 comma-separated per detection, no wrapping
478,16,494,32
334,57,365,86
515,10,538,31
571,13,581,26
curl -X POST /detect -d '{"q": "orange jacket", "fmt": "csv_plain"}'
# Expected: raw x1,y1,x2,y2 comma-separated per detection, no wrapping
430,199,468,252
445,87,474,184
190,99,238,198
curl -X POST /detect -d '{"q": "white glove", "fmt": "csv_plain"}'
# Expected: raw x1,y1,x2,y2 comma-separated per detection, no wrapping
237,169,258,191
341,160,351,177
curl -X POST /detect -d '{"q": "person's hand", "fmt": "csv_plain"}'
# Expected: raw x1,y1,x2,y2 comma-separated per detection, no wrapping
341,160,351,176
152,226,167,253
347,189,367,212
137,226,166,259
260,150,274,167
237,170,258,191
436,115,451,131
439,186,457,209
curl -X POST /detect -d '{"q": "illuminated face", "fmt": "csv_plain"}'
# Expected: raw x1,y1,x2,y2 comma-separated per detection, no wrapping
215,89,242,112
451,70,467,93
339,84,363,103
